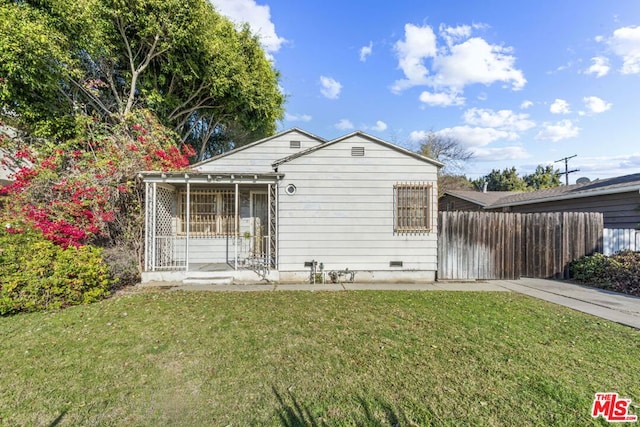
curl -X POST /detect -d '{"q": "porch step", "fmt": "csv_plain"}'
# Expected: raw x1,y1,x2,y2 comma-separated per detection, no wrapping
182,276,234,286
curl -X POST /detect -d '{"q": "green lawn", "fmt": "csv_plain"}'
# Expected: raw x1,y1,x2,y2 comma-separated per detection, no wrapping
0,290,638,426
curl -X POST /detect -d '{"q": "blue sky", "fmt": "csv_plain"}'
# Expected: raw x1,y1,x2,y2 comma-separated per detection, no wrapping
211,0,640,183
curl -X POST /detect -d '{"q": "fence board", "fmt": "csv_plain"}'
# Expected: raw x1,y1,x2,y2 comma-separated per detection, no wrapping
438,211,603,280
603,228,640,255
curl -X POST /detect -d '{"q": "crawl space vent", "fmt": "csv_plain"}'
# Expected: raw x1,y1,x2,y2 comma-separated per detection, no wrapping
390,261,403,267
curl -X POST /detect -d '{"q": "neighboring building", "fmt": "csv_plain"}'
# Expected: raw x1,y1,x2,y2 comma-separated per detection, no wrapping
441,173,640,229
440,190,521,212
140,128,442,283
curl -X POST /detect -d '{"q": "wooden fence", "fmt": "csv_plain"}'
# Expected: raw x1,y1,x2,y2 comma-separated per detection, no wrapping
438,211,603,280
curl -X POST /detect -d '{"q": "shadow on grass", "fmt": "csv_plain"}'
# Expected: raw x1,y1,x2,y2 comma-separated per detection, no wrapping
272,386,413,426
48,409,67,427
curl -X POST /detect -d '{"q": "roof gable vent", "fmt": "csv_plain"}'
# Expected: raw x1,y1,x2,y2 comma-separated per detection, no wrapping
290,140,301,149
351,146,365,156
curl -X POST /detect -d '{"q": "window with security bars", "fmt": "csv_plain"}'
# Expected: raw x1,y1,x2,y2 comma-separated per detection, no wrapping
178,189,236,237
394,183,432,233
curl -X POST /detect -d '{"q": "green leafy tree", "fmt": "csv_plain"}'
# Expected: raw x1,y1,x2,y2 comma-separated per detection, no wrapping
473,167,528,191
473,165,562,192
0,0,284,159
523,165,561,190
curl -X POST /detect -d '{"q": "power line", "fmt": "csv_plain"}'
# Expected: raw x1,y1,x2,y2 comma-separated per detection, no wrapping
555,155,579,185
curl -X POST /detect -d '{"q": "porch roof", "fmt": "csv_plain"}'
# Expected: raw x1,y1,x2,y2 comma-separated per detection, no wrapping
138,171,283,185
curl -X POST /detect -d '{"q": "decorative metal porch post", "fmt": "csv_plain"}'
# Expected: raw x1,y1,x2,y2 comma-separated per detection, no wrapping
234,182,239,270
185,180,190,273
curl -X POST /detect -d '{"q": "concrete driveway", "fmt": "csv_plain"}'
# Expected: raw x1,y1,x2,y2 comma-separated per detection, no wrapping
495,278,640,329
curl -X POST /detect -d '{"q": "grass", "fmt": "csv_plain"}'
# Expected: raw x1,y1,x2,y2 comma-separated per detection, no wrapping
0,290,638,426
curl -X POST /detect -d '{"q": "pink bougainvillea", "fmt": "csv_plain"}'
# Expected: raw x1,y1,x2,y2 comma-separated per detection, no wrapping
1,110,194,248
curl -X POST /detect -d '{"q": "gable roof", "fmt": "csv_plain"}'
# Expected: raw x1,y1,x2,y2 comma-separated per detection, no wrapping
272,130,444,168
190,127,326,169
444,172,640,209
444,190,523,207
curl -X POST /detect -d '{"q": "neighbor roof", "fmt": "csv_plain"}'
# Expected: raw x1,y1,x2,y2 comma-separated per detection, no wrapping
444,190,523,207
444,172,640,209
272,130,444,168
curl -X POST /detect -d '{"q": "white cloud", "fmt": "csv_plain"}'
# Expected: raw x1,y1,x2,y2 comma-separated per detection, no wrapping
520,100,533,109
578,153,640,174
392,23,526,97
319,76,342,99
581,96,612,114
359,42,373,62
418,90,465,106
408,130,430,143
434,126,517,147
370,120,388,131
335,119,354,131
410,127,528,162
608,26,640,74
470,146,530,161
463,108,535,132
210,0,286,54
285,113,312,122
431,38,526,90
392,24,437,90
550,99,571,114
585,56,610,77
536,120,579,142
439,24,473,46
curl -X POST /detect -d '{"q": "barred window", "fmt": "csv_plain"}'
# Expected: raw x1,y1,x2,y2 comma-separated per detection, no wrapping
394,183,432,233
179,189,236,237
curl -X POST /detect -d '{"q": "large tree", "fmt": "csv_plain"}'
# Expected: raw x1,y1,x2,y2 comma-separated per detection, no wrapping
417,132,474,175
416,132,475,195
0,0,285,159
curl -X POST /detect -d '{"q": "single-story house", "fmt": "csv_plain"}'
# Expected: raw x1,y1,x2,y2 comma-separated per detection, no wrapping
140,128,442,283
440,173,640,229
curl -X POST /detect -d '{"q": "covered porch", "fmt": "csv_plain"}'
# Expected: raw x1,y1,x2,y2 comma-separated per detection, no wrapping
140,171,281,283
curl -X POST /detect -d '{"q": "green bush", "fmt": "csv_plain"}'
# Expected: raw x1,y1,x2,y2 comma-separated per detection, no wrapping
0,225,113,315
569,251,640,296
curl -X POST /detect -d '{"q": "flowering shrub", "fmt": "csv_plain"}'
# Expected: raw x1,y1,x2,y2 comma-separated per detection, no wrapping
0,222,112,314
1,110,194,249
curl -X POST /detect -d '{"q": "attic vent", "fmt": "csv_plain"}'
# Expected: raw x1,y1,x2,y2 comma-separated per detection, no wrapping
290,140,301,149
351,147,365,156
390,261,403,267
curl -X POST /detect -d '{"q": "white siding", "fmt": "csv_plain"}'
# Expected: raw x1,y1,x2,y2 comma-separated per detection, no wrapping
195,130,322,173
277,135,439,276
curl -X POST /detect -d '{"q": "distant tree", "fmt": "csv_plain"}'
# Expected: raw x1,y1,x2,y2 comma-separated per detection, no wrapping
473,165,562,192
417,132,474,175
437,174,474,196
523,165,561,190
416,132,475,195
473,167,528,191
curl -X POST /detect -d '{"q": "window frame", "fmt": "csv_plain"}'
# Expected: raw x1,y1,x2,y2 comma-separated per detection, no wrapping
177,189,237,238
394,183,433,234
